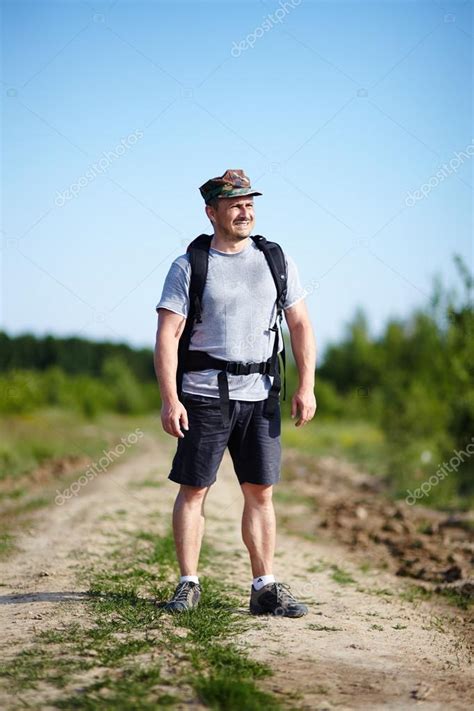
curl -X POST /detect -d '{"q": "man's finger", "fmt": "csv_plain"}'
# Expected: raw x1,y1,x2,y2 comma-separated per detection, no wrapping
295,407,313,427
166,415,182,438
161,416,172,437
165,420,176,437
173,415,185,438
180,409,189,431
291,398,298,418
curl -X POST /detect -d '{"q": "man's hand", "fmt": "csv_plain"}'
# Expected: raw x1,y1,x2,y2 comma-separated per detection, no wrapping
291,388,317,427
161,399,189,438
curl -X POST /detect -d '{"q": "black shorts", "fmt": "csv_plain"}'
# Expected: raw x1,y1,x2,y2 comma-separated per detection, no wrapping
168,393,281,488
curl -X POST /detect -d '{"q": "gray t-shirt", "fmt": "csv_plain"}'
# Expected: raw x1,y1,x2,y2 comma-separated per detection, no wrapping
156,238,305,400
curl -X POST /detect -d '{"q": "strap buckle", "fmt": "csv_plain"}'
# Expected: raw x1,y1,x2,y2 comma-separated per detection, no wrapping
225,360,272,376
259,360,272,375
226,361,254,376
231,361,247,375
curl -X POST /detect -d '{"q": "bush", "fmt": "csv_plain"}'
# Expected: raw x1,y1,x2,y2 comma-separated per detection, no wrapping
318,254,474,506
101,356,147,414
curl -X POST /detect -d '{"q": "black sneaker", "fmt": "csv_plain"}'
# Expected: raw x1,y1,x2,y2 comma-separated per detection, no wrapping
163,581,201,613
249,582,308,618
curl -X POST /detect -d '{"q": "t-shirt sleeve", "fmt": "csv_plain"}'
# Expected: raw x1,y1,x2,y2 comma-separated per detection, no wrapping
283,254,306,310
155,255,191,319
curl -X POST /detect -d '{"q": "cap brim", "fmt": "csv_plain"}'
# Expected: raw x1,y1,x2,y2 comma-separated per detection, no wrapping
216,188,263,199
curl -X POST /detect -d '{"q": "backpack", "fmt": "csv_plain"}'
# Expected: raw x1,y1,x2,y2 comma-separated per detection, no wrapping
176,234,288,425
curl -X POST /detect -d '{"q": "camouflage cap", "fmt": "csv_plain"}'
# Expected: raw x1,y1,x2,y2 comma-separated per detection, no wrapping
199,169,263,204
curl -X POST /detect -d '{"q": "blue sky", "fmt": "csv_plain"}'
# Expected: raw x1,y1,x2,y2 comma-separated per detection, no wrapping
1,0,472,359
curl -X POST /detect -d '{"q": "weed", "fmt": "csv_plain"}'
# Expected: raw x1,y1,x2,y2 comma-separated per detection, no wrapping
330,565,356,585
307,623,343,632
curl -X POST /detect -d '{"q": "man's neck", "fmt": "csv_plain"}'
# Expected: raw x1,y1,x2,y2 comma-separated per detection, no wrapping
210,232,251,254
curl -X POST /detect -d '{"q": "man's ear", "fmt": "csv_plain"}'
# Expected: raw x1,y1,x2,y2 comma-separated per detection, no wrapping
205,204,215,223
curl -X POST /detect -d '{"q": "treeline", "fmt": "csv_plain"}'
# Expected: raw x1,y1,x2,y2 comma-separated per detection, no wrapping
0,333,160,418
0,332,155,382
0,358,160,418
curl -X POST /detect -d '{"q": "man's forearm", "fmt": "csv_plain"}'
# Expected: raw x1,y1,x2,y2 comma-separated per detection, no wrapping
154,336,180,404
288,321,316,390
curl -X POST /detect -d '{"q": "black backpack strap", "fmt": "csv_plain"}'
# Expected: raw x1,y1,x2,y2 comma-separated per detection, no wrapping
188,234,212,324
251,235,288,308
251,235,288,418
176,234,212,398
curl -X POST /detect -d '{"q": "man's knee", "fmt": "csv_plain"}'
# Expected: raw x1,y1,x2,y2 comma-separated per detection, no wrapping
178,484,210,504
241,482,273,504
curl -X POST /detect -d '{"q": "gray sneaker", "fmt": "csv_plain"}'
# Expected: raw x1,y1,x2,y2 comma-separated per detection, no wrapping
250,582,308,618
163,581,201,613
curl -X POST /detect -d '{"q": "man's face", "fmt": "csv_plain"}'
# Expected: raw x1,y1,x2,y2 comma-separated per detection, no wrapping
206,197,255,240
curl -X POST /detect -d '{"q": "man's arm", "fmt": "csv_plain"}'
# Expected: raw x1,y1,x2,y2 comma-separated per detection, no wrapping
284,299,317,427
155,308,189,438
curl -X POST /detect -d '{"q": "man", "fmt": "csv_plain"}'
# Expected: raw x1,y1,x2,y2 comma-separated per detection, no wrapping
154,169,317,617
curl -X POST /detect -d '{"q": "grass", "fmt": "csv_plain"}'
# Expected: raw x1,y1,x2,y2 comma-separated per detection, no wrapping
399,584,472,611
307,560,332,574
0,408,165,560
305,560,360,589
80,531,279,708
273,489,312,507
129,477,164,489
2,644,95,691
282,417,474,510
281,418,387,476
330,565,356,586
0,531,15,557
54,666,168,710
422,616,447,633
193,674,281,710
307,623,343,632
0,408,105,482
0,407,169,490
356,587,394,598
0,528,282,709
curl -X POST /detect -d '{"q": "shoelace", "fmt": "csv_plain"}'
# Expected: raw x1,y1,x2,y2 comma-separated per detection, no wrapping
275,582,298,605
174,581,196,602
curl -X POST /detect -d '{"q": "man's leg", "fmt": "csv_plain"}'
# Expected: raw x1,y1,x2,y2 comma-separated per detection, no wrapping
232,401,308,617
172,484,210,575
165,393,233,612
241,483,275,578
164,393,233,612
162,484,210,612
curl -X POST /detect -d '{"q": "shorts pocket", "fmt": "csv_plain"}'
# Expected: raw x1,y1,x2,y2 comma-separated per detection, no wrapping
182,393,221,409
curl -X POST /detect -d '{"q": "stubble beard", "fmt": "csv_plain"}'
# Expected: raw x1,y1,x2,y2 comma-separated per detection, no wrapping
219,220,254,243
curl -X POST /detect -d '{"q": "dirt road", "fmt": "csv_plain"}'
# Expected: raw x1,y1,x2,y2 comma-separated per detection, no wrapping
0,431,472,709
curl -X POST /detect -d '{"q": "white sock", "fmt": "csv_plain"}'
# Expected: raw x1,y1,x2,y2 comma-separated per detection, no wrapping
253,574,275,590
180,575,199,585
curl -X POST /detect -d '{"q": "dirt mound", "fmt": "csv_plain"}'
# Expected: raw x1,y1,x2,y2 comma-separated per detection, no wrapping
283,452,474,599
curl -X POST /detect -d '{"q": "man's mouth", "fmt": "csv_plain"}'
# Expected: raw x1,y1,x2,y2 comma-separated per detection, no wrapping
234,220,249,225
